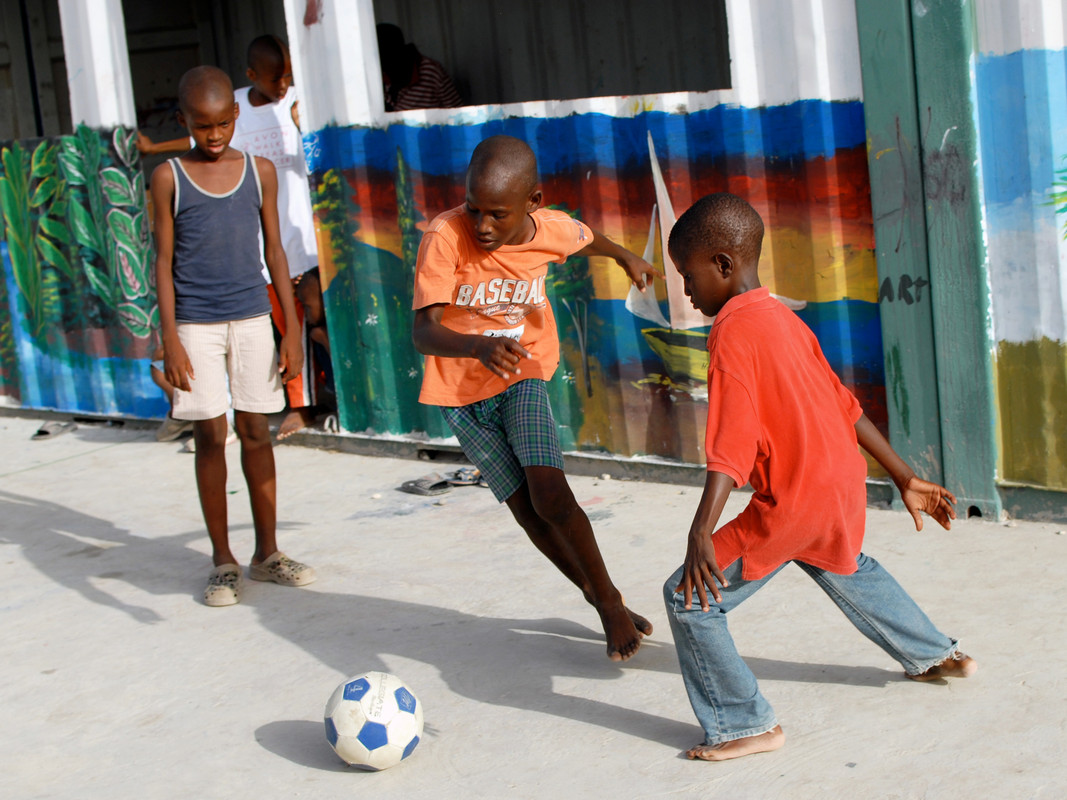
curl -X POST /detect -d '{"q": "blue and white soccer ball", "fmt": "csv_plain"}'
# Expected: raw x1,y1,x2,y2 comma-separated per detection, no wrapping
324,671,424,770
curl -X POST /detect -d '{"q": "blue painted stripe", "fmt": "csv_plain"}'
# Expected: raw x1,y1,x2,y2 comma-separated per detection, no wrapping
580,297,883,383
976,48,1067,207
1,243,168,417
795,299,885,378
305,100,867,176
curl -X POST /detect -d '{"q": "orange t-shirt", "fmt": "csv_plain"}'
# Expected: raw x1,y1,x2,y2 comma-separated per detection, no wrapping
704,287,868,580
413,206,592,406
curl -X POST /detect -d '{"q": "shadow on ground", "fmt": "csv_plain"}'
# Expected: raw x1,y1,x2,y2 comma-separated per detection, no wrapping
2,488,901,761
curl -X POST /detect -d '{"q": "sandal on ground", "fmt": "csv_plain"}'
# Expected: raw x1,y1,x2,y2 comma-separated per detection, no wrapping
446,467,482,486
204,564,242,607
32,421,76,440
248,551,317,586
908,651,977,681
399,473,452,496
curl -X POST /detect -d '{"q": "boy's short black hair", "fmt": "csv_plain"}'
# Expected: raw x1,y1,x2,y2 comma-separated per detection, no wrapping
376,23,405,53
669,192,764,265
247,34,287,70
177,66,234,114
467,135,538,195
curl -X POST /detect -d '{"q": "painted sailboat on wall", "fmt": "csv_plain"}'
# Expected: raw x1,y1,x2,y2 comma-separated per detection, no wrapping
628,134,807,396
625,134,713,393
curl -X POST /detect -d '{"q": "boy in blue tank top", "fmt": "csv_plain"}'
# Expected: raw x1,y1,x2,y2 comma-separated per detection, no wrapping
151,66,316,606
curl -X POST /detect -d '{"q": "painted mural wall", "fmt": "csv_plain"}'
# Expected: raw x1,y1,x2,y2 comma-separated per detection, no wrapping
0,125,165,418
305,0,887,468
975,1,1067,490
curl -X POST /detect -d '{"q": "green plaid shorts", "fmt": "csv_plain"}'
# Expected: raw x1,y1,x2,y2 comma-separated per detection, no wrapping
441,379,565,502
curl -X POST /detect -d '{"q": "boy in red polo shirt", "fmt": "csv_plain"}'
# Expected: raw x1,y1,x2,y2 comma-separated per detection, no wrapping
412,134,660,662
664,192,976,761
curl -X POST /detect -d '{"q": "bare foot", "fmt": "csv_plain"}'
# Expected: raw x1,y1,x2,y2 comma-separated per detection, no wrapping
907,651,977,682
277,408,314,440
584,591,653,637
628,607,653,636
597,600,645,662
687,726,785,761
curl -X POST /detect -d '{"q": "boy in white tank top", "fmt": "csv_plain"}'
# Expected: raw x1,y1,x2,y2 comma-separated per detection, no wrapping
232,35,325,440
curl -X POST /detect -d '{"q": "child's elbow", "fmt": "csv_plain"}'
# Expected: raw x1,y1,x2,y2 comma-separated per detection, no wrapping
411,326,428,355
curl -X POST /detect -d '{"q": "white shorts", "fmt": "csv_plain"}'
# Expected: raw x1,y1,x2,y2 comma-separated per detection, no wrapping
171,315,284,420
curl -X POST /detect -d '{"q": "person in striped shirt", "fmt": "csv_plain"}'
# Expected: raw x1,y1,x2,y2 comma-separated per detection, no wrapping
377,23,462,112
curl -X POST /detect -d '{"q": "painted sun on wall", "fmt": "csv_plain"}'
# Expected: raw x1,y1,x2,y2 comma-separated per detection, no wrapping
307,99,885,466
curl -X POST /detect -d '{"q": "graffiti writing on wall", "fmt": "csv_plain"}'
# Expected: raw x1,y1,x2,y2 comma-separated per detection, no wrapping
878,274,929,305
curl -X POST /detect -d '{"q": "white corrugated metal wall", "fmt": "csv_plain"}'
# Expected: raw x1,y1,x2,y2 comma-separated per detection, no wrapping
975,0,1067,489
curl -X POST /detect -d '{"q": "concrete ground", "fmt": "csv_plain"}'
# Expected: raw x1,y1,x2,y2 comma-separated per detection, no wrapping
2,412,1065,800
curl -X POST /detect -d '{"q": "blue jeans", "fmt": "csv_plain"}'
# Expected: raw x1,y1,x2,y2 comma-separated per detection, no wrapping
663,553,959,745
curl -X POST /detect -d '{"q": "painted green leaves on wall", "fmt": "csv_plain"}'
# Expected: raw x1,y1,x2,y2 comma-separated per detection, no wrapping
0,126,156,344
60,126,156,338
0,144,37,323
0,140,68,337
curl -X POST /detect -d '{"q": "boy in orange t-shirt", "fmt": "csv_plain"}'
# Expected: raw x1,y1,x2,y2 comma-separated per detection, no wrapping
664,192,976,762
412,134,660,662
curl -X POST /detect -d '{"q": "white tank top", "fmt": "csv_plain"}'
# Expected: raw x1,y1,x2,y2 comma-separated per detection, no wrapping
231,85,318,278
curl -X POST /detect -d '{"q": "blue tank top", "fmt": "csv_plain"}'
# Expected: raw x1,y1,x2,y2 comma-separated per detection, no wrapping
169,151,271,322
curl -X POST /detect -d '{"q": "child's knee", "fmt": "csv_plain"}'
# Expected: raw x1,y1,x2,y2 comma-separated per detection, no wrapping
529,483,580,527
234,412,269,445
524,466,577,521
194,417,228,449
508,500,543,533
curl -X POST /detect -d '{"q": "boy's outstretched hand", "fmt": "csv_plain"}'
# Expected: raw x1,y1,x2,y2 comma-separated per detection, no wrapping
472,335,531,380
854,414,958,532
580,229,662,292
136,131,155,154
617,251,662,293
901,475,958,531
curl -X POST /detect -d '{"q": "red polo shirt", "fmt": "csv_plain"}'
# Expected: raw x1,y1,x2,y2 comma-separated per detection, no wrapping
705,287,868,579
